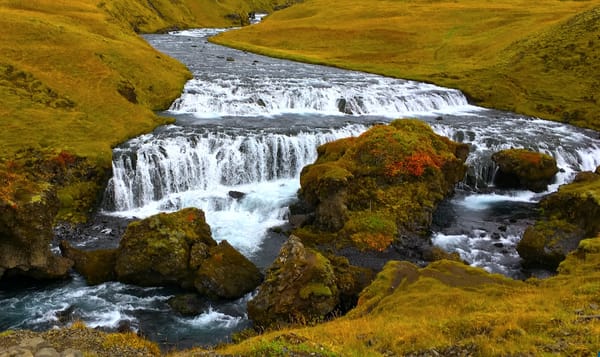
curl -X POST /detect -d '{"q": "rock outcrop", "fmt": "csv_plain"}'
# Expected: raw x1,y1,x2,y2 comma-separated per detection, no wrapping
0,148,112,282
492,148,558,192
517,168,600,269
61,208,262,299
248,235,372,329
294,119,468,255
0,189,72,281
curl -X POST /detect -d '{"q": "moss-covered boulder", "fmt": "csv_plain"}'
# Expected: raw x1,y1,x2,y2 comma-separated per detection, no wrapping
296,119,468,253
248,235,372,329
492,149,558,192
111,208,261,298
59,241,117,285
0,189,72,280
115,208,216,287
517,168,600,269
195,240,263,299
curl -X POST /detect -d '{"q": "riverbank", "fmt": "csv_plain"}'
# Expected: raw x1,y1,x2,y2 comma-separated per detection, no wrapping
212,0,600,131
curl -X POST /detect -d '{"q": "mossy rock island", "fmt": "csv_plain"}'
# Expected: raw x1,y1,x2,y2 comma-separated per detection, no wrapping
61,208,262,299
492,148,558,192
517,168,600,269
294,119,468,257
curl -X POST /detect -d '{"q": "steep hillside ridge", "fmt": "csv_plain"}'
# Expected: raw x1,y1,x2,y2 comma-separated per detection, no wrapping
212,0,600,130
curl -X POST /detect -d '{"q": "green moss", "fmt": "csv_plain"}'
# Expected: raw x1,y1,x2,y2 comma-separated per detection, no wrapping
297,120,466,251
249,337,338,357
299,283,333,299
0,330,14,337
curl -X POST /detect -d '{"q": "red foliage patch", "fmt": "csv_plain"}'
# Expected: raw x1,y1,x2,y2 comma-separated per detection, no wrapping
385,151,442,177
53,150,76,167
186,211,196,222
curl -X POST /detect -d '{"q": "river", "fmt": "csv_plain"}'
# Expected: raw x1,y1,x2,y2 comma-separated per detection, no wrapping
1,27,599,350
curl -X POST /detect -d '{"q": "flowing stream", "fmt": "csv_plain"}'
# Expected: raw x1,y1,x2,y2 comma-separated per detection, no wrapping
2,27,600,350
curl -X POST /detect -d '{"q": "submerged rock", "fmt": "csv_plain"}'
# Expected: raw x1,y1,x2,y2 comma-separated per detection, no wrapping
167,294,208,316
492,148,558,192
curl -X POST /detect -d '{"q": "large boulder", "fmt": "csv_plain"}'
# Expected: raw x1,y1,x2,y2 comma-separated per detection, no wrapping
296,119,468,254
517,168,600,269
62,208,262,299
115,208,216,288
248,235,372,329
114,208,262,298
492,148,558,192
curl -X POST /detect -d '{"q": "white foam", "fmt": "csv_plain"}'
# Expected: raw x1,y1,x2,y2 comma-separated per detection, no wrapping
457,191,538,209
183,307,243,328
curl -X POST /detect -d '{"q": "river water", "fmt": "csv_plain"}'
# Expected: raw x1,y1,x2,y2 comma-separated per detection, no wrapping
1,28,599,350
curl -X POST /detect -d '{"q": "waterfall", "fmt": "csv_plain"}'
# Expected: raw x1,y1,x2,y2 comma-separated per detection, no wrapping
104,125,368,212
169,77,471,117
430,118,600,190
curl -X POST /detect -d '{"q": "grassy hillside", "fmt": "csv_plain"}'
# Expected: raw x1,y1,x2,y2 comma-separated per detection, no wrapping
0,0,281,162
173,237,600,356
0,0,282,218
212,0,600,130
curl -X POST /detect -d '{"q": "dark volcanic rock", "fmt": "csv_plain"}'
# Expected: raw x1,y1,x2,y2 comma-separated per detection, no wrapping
194,240,263,299
59,241,117,285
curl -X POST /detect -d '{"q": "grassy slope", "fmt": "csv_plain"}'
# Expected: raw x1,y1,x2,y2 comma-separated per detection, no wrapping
171,237,600,356
0,0,283,163
0,0,284,218
212,0,600,130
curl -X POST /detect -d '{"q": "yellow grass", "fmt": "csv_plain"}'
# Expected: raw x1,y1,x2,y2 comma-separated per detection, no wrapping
213,0,600,130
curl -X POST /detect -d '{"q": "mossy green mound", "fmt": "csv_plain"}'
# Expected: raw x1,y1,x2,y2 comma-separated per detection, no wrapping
492,148,558,192
115,208,216,287
248,235,372,330
296,119,468,253
212,0,600,130
517,168,600,269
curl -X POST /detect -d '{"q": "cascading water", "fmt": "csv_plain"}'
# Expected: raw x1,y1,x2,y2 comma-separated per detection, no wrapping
2,27,600,350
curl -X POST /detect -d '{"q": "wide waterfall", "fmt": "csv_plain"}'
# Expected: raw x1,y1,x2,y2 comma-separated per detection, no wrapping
104,125,367,211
